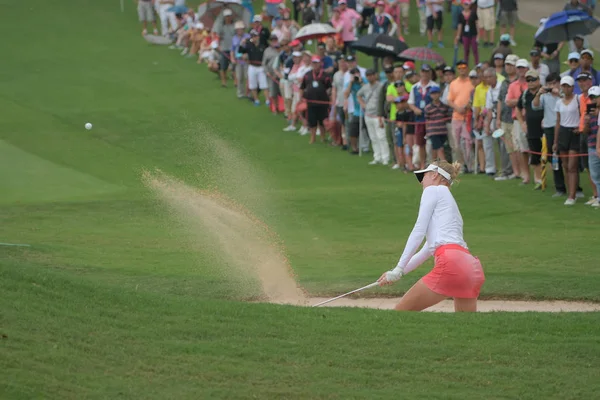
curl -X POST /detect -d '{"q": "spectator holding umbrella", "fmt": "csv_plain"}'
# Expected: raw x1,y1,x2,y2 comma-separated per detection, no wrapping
455,0,479,66
300,55,333,144
532,73,568,197
408,64,439,170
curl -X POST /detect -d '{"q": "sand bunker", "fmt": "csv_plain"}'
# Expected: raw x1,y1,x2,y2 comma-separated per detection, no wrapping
302,297,600,312
143,170,307,305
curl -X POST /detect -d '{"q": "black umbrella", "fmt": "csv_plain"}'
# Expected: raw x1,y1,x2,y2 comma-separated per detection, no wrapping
351,34,411,60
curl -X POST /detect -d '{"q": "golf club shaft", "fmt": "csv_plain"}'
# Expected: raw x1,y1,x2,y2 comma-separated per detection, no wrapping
312,282,379,307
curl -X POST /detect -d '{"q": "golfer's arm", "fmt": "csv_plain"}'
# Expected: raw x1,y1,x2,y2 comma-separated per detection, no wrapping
392,188,437,274
403,244,432,274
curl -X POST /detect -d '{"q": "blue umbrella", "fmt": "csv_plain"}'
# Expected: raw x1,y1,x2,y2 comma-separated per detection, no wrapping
167,5,189,14
535,10,600,44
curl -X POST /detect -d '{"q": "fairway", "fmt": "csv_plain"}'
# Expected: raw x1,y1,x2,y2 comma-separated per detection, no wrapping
1,1,599,398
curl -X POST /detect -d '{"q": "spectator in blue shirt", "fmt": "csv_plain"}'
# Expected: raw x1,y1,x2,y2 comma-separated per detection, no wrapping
316,43,334,74
343,68,368,153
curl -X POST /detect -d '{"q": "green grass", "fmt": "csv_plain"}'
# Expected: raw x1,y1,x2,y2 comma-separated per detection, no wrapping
1,1,599,398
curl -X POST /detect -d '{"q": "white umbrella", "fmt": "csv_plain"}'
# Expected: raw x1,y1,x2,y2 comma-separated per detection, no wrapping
216,0,242,4
294,23,337,42
143,34,174,45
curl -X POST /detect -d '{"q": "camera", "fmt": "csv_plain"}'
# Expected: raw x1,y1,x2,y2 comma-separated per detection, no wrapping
394,80,405,89
353,75,360,83
586,103,597,114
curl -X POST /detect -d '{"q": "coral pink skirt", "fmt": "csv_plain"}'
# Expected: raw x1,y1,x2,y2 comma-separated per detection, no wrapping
422,244,485,299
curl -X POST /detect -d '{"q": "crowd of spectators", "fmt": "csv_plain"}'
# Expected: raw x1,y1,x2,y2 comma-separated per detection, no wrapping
138,0,600,207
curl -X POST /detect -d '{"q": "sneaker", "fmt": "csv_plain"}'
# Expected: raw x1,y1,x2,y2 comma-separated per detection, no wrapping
350,150,359,155
299,127,308,135
265,99,271,106
283,125,296,132
254,100,260,106
533,182,542,190
552,191,566,198
368,160,379,165
153,29,159,35
494,175,508,181
507,174,518,180
592,199,600,207
391,164,400,170
180,48,188,56
585,196,598,205
576,191,585,199
510,39,517,46
381,161,390,166
438,41,444,48
427,41,433,48
316,128,321,136
142,29,148,36
564,198,576,206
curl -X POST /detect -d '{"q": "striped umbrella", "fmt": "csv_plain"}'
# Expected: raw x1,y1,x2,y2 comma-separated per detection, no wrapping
399,47,446,64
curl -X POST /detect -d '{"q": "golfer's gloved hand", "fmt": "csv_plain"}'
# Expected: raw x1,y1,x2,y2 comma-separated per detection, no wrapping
377,269,403,286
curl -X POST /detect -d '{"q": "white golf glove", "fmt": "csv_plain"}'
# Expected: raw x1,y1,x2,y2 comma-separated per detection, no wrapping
385,269,403,282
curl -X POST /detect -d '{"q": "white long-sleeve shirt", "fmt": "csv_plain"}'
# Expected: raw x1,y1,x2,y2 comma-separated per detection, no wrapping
393,185,467,275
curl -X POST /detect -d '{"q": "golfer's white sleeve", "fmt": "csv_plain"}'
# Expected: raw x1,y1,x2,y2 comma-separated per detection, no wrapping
392,187,437,275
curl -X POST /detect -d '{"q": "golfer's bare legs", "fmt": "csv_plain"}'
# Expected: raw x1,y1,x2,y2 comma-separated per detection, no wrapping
394,279,447,311
453,297,477,312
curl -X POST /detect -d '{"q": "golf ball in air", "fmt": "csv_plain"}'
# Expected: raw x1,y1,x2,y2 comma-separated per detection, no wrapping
85,123,92,130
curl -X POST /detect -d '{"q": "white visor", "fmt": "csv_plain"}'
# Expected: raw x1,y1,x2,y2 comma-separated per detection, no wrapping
414,164,452,184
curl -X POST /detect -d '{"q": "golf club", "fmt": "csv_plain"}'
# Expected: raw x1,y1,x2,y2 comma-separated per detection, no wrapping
312,282,379,307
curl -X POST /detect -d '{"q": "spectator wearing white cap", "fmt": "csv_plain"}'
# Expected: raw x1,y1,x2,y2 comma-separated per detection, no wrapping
529,49,550,85
516,69,545,189
583,85,600,207
532,73,567,196
553,73,583,205
569,50,600,94
504,58,531,183
561,52,581,78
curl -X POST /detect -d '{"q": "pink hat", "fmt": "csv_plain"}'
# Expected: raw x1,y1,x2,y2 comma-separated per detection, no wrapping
338,0,347,4
376,0,385,5
311,55,321,63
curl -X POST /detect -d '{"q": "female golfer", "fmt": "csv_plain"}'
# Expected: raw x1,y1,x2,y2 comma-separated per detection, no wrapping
377,160,485,312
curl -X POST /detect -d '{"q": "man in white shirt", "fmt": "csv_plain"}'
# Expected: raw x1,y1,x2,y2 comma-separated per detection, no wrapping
529,48,550,85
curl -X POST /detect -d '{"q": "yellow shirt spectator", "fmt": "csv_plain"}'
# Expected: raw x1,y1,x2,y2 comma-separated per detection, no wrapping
387,83,398,121
473,82,490,111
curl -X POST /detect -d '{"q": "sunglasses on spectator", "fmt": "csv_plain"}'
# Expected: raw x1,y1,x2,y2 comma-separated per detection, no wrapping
526,77,539,82
589,95,599,100
457,65,468,70
569,59,579,63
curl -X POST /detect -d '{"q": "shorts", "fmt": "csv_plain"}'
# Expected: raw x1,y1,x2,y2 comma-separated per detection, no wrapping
528,137,542,165
477,7,495,31
511,122,528,152
347,115,360,138
395,127,404,147
500,122,516,153
269,77,280,98
405,112,415,134
430,134,447,150
138,1,154,22
399,3,410,17
307,105,329,128
248,65,268,90
415,123,426,146
336,106,346,126
426,12,443,31
558,126,580,152
499,10,518,27
219,51,231,71
422,244,485,299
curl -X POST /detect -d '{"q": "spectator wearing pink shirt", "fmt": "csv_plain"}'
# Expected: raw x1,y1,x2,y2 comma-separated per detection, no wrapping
331,0,362,55
505,58,531,184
